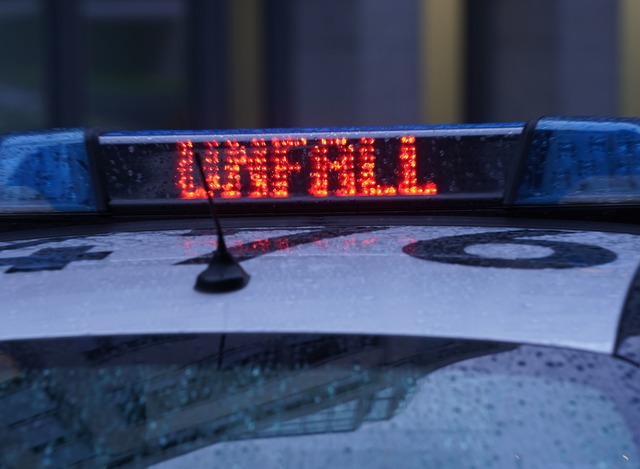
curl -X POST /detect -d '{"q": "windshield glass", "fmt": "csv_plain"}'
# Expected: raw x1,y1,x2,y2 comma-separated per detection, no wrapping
1,333,638,468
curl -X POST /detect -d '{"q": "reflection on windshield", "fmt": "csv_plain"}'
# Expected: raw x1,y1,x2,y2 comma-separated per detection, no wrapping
616,263,640,367
0,334,638,468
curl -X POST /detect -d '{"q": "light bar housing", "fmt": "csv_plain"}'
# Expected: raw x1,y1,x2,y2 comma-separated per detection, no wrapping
2,117,640,216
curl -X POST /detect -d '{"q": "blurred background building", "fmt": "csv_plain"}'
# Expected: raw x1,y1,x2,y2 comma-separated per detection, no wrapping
0,0,638,133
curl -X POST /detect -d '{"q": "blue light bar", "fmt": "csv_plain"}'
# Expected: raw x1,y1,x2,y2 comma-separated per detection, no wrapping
512,116,640,205
0,129,96,213
2,118,640,216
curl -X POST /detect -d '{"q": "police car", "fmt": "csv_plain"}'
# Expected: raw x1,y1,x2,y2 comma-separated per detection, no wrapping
1,117,639,468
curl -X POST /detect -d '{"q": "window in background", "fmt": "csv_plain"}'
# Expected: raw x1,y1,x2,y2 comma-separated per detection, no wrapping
84,0,189,130
466,0,618,123
620,0,640,117
288,0,420,127
0,1,45,132
420,0,465,124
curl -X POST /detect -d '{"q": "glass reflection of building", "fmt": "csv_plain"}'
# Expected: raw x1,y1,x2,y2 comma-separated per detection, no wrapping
0,334,504,467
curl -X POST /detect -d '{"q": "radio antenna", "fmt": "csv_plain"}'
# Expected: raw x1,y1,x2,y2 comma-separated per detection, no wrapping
193,151,250,293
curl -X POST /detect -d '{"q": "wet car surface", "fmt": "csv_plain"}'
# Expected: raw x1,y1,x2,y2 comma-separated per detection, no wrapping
2,117,640,467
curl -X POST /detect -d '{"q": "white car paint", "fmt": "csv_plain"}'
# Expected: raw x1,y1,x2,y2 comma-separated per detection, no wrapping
1,225,638,353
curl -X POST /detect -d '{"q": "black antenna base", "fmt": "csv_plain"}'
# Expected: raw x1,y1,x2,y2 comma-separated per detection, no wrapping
194,249,251,293
191,150,250,293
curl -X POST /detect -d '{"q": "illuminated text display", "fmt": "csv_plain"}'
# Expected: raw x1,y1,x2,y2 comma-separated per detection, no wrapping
101,129,518,202
177,136,437,199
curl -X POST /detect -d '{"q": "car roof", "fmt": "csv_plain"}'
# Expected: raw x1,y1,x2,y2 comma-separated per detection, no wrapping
2,217,639,354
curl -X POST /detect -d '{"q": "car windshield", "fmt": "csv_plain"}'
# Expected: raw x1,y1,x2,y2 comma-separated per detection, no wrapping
1,333,638,468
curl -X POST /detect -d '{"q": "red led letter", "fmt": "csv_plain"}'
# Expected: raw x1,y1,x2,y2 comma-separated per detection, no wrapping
221,139,270,198
221,140,247,198
177,140,221,199
247,139,269,198
309,138,356,197
357,137,396,196
177,140,196,198
272,137,304,197
202,141,222,195
398,136,437,195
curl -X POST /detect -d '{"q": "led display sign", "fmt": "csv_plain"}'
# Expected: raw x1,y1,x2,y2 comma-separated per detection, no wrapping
100,126,521,203
176,136,437,199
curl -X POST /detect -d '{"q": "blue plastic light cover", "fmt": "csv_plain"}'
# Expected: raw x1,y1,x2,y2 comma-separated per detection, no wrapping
514,117,640,204
0,129,96,213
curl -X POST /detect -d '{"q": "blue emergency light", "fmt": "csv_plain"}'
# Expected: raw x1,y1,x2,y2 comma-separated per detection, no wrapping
508,116,640,204
0,129,96,213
